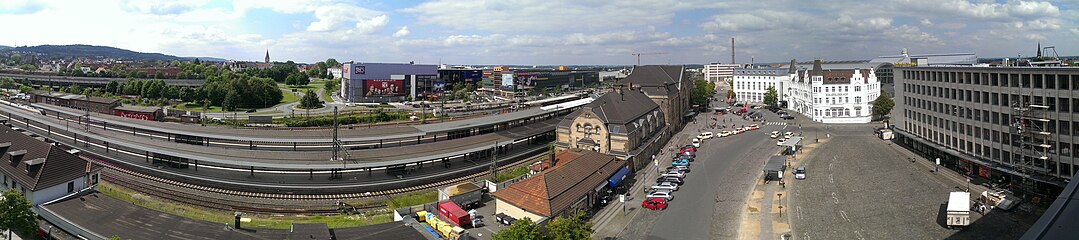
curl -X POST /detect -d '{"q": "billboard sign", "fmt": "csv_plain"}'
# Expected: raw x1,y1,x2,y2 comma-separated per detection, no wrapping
365,80,404,96
501,73,514,87
433,81,446,92
354,65,366,74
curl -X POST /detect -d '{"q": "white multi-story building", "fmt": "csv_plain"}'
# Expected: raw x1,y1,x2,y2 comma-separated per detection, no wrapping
704,63,738,89
732,68,788,103
733,59,880,124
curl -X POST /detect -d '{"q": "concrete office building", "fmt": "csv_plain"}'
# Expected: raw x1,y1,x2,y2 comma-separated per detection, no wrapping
869,50,979,84
340,62,438,103
893,66,1079,198
704,63,739,88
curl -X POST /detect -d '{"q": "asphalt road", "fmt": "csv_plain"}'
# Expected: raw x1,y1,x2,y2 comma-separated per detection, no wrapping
624,107,785,240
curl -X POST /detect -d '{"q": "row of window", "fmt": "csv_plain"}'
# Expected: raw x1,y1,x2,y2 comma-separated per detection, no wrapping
903,119,1077,177
904,83,1079,113
814,96,862,104
735,80,776,91
815,107,864,117
902,70,1079,90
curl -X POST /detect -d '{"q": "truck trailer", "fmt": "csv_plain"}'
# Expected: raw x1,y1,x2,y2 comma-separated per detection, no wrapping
946,192,971,228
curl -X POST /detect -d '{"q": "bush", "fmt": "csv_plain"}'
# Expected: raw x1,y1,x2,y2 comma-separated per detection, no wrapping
277,111,426,127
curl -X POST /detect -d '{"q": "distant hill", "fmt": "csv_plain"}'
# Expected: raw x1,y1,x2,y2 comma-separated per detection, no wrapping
6,44,226,62
0,45,11,50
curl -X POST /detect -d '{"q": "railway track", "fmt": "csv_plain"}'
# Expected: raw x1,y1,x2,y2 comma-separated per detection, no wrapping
93,151,541,215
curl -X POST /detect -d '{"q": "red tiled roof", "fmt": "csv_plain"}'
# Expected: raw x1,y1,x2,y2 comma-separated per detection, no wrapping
0,125,100,191
493,150,624,217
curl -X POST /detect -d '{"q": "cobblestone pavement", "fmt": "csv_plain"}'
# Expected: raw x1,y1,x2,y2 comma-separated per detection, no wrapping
787,124,1036,240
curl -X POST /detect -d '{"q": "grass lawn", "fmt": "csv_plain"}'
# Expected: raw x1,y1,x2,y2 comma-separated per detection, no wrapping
279,79,328,91
280,89,300,104
321,89,335,103
170,102,225,113
98,181,393,229
387,191,438,209
493,165,532,183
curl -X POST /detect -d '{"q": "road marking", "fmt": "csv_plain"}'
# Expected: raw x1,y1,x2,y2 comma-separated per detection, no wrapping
804,231,811,240
839,210,851,222
829,174,834,184
831,192,839,204
797,206,804,220
854,230,866,240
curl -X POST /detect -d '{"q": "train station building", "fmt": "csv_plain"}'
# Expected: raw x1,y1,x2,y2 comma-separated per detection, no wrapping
623,65,691,135
555,89,667,171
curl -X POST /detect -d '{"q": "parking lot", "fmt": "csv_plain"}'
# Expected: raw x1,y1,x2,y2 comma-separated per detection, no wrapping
787,124,1037,240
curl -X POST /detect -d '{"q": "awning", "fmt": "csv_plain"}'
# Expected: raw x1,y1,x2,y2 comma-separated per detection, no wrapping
608,166,631,188
782,136,802,147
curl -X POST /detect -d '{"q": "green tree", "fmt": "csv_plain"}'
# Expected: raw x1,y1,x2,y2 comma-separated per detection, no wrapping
492,217,545,240
286,72,309,86
872,90,894,119
690,78,715,108
548,211,592,240
105,80,120,95
299,89,322,109
763,86,779,107
0,189,38,237
18,85,33,94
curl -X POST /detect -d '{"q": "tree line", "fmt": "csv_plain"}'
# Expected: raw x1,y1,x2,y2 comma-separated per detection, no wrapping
99,71,282,110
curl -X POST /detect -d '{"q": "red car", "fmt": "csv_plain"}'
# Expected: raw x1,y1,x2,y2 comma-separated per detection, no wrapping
642,197,669,210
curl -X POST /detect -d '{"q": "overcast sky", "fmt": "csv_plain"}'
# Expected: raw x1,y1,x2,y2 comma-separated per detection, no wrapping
1,0,1076,65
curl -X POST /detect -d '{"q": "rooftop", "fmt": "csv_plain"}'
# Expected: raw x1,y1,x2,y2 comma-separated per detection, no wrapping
492,150,624,217
0,124,99,191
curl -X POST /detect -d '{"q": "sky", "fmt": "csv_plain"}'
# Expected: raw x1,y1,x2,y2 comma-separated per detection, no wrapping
1,0,1077,65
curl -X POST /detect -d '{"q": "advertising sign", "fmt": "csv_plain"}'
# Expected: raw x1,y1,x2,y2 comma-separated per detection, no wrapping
365,80,404,96
115,111,154,121
354,65,366,74
433,81,446,92
501,73,514,87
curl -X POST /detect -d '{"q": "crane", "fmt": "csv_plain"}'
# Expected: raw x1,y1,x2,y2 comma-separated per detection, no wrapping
631,52,668,66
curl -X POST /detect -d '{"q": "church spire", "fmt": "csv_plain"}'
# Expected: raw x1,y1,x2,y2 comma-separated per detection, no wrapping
1036,42,1042,57
264,50,270,64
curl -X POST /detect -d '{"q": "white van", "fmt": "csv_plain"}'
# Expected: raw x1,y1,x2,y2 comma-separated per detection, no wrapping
692,138,701,148
698,132,714,140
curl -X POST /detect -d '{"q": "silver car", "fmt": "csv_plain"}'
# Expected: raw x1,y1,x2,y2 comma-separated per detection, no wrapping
652,182,679,191
647,190,673,201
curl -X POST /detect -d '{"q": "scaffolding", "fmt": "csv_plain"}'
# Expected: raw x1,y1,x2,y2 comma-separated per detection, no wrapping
1011,94,1053,180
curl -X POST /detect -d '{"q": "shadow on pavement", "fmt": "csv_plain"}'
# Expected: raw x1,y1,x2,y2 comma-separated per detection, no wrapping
944,208,1032,240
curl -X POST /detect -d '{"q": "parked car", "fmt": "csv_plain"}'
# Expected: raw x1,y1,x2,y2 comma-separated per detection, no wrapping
657,176,684,185
666,166,690,173
719,131,732,137
735,128,746,134
749,124,759,130
784,132,794,139
642,197,669,210
692,138,701,148
777,140,786,146
680,147,696,155
652,182,680,191
770,131,780,139
672,159,690,166
698,132,714,140
682,145,697,151
674,154,694,162
660,171,686,179
647,190,674,201
794,166,806,180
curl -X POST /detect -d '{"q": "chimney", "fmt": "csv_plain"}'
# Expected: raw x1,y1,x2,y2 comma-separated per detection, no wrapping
731,38,735,64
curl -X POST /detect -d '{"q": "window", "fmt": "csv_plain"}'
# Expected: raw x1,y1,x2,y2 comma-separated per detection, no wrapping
67,182,75,193
855,86,861,92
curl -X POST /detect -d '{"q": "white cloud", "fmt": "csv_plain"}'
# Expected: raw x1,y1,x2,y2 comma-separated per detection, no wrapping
405,0,724,32
896,0,1060,20
307,4,384,32
0,0,45,14
393,26,410,37
920,19,933,27
122,0,210,15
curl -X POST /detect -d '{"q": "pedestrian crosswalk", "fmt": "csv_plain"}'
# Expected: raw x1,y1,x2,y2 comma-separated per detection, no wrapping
765,122,789,126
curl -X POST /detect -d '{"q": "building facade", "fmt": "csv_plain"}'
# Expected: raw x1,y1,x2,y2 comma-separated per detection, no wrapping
492,149,625,223
340,63,438,103
894,66,1079,198
623,65,690,135
733,60,880,123
555,90,666,171
705,63,738,88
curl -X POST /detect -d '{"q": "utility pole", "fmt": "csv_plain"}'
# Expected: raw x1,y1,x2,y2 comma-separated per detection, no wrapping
332,106,342,179
490,141,498,181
